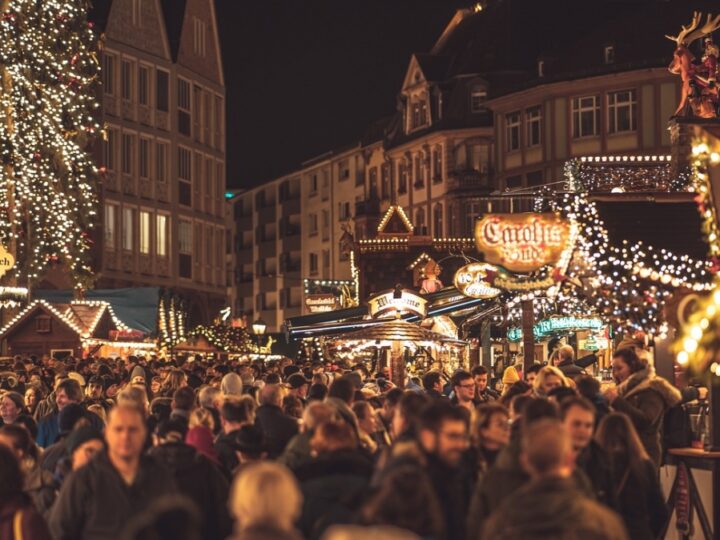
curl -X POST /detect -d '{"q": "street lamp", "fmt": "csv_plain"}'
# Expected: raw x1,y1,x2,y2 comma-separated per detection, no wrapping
252,318,267,350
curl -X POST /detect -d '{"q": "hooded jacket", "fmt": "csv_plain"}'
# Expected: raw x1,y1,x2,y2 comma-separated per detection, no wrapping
612,367,681,466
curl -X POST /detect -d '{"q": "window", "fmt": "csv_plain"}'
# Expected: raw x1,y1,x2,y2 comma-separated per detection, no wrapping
433,204,443,237
398,161,408,194
121,133,134,174
604,45,615,64
156,70,169,112
178,147,192,206
139,210,151,254
322,250,330,271
506,175,522,189
102,53,116,95
432,145,443,183
156,214,168,257
322,210,330,240
369,167,378,198
104,203,117,249
308,213,318,236
537,60,544,78
121,60,132,101
179,220,192,278
309,174,318,195
414,155,424,188
471,87,487,112
138,65,149,106
178,78,191,136
104,128,116,171
256,293,266,312
527,170,544,187
193,17,207,57
156,142,167,182
415,208,425,233
339,202,351,221
132,0,141,26
410,101,428,129
138,138,149,178
122,207,135,251
572,96,600,138
526,106,542,147
505,111,521,151
36,316,51,334
607,90,637,134
309,253,319,275
466,202,481,235
338,160,350,181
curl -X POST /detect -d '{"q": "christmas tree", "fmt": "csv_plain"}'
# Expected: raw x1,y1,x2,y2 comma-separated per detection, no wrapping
0,0,100,291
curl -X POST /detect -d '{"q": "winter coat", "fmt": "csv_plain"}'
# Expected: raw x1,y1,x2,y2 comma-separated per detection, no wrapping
557,359,586,380
215,428,242,475
48,450,177,540
254,404,298,459
294,448,374,540
612,457,668,540
0,495,52,540
481,476,629,540
148,442,232,540
36,408,103,449
466,434,595,540
23,463,57,521
228,523,303,540
279,431,313,470
576,440,618,510
612,368,681,466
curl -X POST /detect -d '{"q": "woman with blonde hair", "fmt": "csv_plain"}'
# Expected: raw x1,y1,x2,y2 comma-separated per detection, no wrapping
532,365,569,397
228,461,303,540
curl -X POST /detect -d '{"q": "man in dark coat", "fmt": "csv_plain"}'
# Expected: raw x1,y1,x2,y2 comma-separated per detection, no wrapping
149,419,231,540
561,396,618,510
49,404,177,540
215,396,255,474
482,419,629,540
421,370,448,401
554,345,586,381
472,366,499,403
36,379,103,448
254,383,298,458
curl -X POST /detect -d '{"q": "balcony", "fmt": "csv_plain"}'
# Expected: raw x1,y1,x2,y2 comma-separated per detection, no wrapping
237,245,253,263
258,240,276,259
355,198,380,217
447,170,492,194
281,197,301,215
258,204,276,223
281,234,301,252
238,281,253,297
236,214,252,231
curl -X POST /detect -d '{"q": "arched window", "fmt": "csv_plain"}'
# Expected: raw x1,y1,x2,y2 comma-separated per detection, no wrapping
416,208,425,228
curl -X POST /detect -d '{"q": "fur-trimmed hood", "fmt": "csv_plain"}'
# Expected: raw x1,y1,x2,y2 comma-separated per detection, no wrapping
618,367,681,407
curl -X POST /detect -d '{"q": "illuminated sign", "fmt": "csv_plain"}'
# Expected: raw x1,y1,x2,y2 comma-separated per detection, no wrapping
305,294,337,313
0,245,15,279
453,263,502,299
475,213,570,273
508,316,604,341
368,290,427,319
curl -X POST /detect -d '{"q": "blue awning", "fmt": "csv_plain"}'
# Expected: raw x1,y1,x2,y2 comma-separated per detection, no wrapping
34,288,160,335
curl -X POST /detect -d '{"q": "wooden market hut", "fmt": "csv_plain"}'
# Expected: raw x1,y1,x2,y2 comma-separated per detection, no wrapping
0,300,130,358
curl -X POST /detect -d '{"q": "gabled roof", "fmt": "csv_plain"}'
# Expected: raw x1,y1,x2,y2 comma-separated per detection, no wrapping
160,0,187,61
0,300,130,340
377,205,414,235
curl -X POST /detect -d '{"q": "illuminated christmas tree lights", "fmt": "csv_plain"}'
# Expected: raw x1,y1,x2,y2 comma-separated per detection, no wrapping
0,0,101,290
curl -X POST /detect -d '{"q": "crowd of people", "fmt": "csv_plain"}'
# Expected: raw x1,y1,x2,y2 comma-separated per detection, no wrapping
0,342,701,540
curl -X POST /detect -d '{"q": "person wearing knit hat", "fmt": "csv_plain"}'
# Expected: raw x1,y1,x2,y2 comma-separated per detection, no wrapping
65,425,104,471
502,366,520,386
220,372,243,398
130,365,147,385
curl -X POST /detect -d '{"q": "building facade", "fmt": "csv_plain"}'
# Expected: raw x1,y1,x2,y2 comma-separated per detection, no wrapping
94,0,226,324
231,0,701,332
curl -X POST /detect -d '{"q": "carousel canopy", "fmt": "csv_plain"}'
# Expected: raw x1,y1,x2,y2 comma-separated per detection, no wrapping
332,319,466,346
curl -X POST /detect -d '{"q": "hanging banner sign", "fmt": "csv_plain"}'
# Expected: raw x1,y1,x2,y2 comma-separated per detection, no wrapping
475,213,570,273
508,316,605,341
453,263,502,299
0,245,15,279
368,290,427,319
305,294,338,313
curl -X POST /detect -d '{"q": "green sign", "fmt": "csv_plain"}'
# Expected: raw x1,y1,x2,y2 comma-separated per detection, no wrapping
507,316,604,342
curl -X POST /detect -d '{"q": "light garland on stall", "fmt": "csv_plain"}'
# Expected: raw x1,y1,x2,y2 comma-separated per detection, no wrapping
0,1,101,290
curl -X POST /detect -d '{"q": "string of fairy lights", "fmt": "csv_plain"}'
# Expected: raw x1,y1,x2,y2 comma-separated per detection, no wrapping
0,0,101,290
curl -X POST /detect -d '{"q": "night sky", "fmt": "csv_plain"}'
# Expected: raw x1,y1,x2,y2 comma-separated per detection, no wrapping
215,0,461,189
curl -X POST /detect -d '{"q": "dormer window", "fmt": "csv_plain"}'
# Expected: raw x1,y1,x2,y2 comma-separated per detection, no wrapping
604,46,615,64
471,86,487,112
537,60,545,77
410,100,428,130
